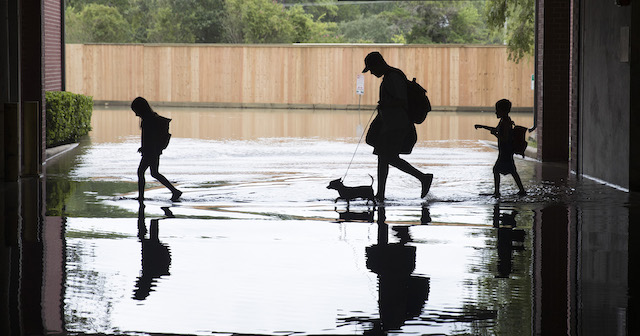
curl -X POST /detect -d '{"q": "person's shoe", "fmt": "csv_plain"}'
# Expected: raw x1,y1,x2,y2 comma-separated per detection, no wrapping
421,173,433,198
171,190,182,202
517,190,527,197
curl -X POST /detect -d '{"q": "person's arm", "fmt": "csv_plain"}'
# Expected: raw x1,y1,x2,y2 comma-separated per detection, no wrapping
138,119,145,153
475,124,498,135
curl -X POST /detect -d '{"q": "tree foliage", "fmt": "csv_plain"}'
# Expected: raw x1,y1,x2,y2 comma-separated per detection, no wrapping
66,4,131,43
64,0,511,46
485,0,535,62
407,2,499,44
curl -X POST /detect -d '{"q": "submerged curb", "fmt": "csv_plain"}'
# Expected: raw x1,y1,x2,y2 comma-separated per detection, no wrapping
45,143,79,162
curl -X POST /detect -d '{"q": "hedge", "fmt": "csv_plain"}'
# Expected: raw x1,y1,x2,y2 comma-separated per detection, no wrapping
45,91,93,148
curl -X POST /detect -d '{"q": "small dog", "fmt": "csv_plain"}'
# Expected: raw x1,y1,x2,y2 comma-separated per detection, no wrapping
327,175,376,205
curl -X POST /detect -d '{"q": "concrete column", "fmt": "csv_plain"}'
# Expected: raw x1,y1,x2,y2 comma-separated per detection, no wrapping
22,101,40,177
630,2,640,191
628,3,640,333
20,0,45,171
4,103,20,181
536,0,571,163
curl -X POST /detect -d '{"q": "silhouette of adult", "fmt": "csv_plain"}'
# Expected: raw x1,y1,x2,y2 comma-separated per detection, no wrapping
362,52,433,201
364,207,430,331
131,97,182,202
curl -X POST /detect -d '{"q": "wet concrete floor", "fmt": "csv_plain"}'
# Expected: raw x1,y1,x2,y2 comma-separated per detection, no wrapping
1,107,637,335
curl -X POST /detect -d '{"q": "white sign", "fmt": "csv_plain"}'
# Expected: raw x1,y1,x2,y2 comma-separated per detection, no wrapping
356,74,365,95
531,74,534,90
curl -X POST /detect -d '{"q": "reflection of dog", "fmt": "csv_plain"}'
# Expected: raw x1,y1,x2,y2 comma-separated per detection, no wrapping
336,207,375,222
327,175,376,204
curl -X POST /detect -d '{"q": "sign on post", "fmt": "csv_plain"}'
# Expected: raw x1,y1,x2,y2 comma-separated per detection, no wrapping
356,74,365,95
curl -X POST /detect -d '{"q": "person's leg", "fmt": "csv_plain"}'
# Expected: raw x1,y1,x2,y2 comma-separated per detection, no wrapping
137,157,151,201
493,171,501,197
512,171,526,196
148,155,182,200
377,156,389,201
388,156,433,197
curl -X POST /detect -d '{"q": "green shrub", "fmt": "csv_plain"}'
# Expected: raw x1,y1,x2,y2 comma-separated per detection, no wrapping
45,91,93,148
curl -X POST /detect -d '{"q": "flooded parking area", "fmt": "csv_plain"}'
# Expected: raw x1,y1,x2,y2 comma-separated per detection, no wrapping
2,106,635,335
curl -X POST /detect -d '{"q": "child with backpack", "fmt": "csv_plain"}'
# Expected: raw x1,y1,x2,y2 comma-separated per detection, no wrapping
474,99,527,197
131,97,182,202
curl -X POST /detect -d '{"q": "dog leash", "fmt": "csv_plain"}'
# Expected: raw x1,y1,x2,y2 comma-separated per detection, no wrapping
342,107,377,181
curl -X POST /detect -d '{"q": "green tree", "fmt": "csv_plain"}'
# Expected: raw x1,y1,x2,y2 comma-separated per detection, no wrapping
338,15,398,43
161,0,226,43
125,0,155,42
291,0,338,22
65,3,131,43
379,4,420,40
287,5,340,43
224,0,338,43
485,0,535,62
225,0,296,43
147,5,196,42
407,1,501,45
66,0,130,10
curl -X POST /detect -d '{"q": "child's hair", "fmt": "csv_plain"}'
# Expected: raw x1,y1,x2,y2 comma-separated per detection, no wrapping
496,99,512,114
131,96,153,116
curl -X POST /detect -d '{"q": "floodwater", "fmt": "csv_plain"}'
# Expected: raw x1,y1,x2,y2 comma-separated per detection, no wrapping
4,106,634,335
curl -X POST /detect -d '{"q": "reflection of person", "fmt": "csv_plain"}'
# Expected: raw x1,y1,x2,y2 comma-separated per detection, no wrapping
362,52,433,201
474,99,526,197
364,207,430,332
134,203,172,300
131,97,182,202
492,203,525,278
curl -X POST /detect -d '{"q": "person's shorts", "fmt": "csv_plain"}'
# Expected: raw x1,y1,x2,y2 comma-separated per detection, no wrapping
493,155,517,175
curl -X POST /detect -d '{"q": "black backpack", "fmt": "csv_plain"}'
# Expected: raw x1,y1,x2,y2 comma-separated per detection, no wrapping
159,116,172,150
512,125,528,157
152,114,172,151
406,78,431,124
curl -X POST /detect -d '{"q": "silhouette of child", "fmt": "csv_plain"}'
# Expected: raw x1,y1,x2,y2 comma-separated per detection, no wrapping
475,99,526,197
131,97,182,202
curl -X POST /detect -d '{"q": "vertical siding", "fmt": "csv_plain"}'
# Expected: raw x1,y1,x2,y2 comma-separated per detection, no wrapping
66,44,535,108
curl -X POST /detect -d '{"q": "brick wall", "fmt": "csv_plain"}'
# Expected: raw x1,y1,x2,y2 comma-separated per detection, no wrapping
43,0,63,92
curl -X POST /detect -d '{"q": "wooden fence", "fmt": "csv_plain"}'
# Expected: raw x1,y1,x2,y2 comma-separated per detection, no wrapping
65,44,534,108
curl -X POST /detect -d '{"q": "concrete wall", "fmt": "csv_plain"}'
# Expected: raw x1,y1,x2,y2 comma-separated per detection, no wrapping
578,1,631,189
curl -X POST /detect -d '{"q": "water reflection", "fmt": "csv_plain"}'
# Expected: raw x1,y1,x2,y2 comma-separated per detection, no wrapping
1,108,633,335
335,204,376,223
0,161,632,335
89,106,534,143
134,204,173,300
493,202,526,278
363,207,430,332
